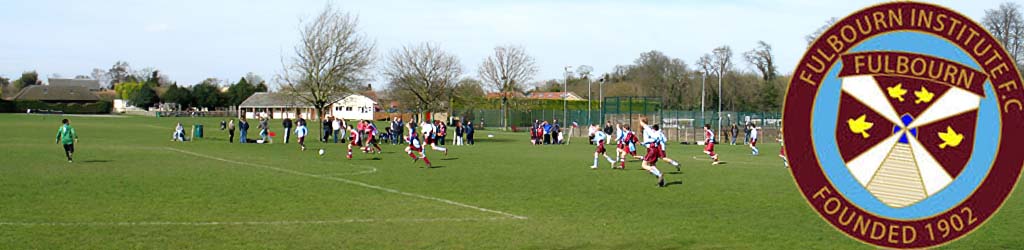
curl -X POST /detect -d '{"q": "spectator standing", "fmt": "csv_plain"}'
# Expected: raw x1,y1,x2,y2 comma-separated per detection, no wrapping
282,118,293,144
744,122,753,145
552,120,561,144
227,119,236,143
321,117,332,142
455,121,464,146
542,121,552,144
603,121,614,145
730,124,739,145
390,117,401,145
239,118,250,144
465,121,475,145
437,120,447,146
396,118,405,145
332,117,343,143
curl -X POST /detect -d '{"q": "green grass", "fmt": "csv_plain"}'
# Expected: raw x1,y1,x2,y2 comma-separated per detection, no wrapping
0,114,1021,249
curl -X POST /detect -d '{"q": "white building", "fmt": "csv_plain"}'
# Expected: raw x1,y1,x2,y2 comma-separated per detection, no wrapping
238,92,378,120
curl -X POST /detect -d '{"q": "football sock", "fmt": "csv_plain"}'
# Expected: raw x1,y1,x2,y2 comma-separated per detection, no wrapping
593,157,599,167
650,167,662,178
669,160,679,166
423,157,431,165
605,155,615,164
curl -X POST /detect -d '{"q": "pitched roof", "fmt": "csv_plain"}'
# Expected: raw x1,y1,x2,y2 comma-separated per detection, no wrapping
13,85,100,102
485,92,526,99
48,78,101,90
527,92,585,100
238,92,377,108
238,92,309,108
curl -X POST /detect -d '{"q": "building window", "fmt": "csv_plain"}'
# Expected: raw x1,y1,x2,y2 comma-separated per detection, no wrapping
346,107,353,111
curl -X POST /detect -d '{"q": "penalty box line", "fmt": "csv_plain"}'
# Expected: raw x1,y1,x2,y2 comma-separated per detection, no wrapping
166,147,528,220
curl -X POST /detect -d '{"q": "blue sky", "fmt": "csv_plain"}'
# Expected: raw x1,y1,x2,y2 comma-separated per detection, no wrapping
0,0,1005,88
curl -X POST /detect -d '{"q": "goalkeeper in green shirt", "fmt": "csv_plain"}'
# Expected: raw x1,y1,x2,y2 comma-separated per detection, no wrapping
56,119,78,163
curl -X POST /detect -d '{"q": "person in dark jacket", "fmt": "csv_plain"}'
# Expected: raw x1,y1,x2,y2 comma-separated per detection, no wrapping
282,118,293,144
465,121,475,145
322,117,332,142
454,121,464,146
239,118,250,144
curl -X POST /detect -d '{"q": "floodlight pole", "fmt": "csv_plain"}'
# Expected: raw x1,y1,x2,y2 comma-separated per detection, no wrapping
701,71,706,127
564,65,572,128
587,76,592,125
600,75,605,125
717,70,723,143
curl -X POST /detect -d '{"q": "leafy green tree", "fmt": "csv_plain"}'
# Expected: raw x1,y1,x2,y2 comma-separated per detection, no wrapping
115,82,143,100
128,86,159,108
226,77,256,107
192,79,224,109
12,71,40,89
162,84,193,108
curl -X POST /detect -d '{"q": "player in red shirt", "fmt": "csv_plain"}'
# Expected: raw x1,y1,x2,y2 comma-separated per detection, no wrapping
778,127,788,168
703,124,721,165
404,123,431,168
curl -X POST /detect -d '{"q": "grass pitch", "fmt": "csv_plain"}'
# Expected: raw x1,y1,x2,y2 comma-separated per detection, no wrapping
0,114,1021,249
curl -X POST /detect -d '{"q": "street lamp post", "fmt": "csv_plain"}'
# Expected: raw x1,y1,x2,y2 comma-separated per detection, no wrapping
717,70,723,143
701,71,706,127
599,75,605,126
587,76,592,125
563,66,572,128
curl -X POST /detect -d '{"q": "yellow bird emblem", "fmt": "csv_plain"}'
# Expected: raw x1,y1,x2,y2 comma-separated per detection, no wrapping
915,86,934,104
887,83,908,102
938,126,964,149
848,114,874,138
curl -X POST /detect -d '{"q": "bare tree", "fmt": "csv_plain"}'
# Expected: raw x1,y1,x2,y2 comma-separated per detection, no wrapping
576,65,593,79
107,61,131,88
244,72,265,87
744,41,778,81
805,17,838,46
983,2,1024,64
478,45,538,130
711,46,732,79
278,3,376,122
90,68,108,88
382,42,463,119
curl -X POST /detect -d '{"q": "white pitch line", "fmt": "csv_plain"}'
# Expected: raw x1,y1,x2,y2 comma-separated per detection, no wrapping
0,217,513,227
166,147,528,220
318,165,377,177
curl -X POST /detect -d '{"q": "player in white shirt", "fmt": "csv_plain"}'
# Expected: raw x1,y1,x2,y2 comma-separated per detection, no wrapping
749,125,760,156
589,125,618,169
420,121,448,157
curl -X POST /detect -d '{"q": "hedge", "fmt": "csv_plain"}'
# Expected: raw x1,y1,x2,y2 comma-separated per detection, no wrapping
11,100,112,114
0,100,14,113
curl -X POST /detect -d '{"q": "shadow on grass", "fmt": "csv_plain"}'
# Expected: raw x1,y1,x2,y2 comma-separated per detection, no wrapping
82,160,111,163
440,157,459,161
664,181,684,187
427,165,445,169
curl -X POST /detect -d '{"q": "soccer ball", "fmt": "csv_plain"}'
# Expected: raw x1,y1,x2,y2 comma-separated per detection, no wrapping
318,149,325,156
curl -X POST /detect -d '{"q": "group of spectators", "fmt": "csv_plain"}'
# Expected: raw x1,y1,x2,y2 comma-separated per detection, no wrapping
725,122,759,145
530,119,565,145
179,115,478,147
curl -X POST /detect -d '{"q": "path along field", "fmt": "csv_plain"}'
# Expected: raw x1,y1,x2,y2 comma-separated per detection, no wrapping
0,114,1021,249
